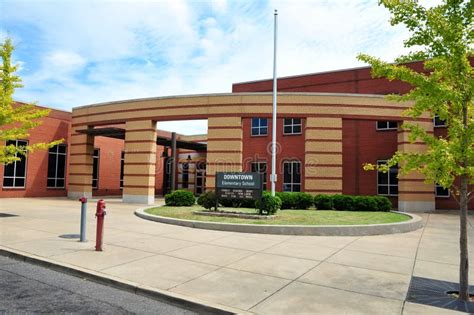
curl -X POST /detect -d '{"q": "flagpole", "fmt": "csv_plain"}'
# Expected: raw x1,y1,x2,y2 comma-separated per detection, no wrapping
271,9,278,197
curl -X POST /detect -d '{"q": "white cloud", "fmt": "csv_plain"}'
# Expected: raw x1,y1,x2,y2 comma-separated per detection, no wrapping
4,0,414,134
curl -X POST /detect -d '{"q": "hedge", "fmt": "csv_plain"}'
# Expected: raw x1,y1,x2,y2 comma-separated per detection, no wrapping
256,191,282,215
313,194,392,212
165,190,195,206
275,192,313,210
197,191,217,210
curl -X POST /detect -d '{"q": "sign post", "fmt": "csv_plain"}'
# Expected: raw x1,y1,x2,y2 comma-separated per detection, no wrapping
215,172,263,210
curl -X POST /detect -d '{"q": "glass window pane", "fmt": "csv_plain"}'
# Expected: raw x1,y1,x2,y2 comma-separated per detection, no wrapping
377,121,386,129
388,121,398,129
56,179,65,188
58,144,67,154
293,184,301,192
284,126,292,134
47,154,56,178
4,163,15,177
260,118,268,127
283,163,291,183
378,185,388,195
293,126,301,134
251,118,259,128
3,177,13,187
57,155,66,178
283,184,291,192
15,178,25,187
15,156,27,177
47,178,56,187
293,163,301,183
261,127,268,135
378,171,388,185
390,185,398,195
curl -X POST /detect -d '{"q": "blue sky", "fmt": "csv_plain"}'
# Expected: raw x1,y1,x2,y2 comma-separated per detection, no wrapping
1,0,413,134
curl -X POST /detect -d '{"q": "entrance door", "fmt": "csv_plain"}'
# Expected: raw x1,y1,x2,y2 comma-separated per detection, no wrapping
195,161,206,195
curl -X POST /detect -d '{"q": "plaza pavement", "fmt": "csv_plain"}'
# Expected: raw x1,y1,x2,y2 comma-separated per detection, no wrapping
0,197,473,314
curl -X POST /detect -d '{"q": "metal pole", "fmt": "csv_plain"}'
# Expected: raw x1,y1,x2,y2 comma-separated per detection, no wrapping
171,132,177,192
79,197,87,242
271,9,278,197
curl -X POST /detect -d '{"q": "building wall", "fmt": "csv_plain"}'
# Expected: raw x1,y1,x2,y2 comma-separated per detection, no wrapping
232,61,425,94
242,117,305,191
342,119,398,206
0,107,71,197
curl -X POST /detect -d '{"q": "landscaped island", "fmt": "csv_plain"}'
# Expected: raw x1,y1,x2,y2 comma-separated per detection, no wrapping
144,205,410,226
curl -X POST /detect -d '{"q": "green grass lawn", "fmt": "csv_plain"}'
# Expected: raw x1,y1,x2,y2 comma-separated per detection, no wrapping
145,205,410,225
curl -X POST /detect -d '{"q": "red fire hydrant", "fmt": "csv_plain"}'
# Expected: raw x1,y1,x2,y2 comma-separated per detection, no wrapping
95,199,106,251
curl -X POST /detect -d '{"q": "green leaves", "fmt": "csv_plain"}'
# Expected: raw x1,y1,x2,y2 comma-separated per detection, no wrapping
358,0,473,191
0,38,63,164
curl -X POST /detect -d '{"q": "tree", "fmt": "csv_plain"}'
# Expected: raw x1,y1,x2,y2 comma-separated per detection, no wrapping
358,0,473,301
0,38,61,165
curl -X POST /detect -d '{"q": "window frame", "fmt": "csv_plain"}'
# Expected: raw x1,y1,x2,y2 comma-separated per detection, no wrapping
376,121,398,131
47,144,67,189
435,183,450,198
251,161,267,190
376,160,398,196
251,118,268,136
283,118,302,135
92,149,100,189
3,140,29,189
120,151,125,189
282,160,302,192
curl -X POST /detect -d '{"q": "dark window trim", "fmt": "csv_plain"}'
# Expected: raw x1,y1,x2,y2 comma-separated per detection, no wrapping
47,144,67,189
3,139,28,189
376,160,398,196
283,118,303,135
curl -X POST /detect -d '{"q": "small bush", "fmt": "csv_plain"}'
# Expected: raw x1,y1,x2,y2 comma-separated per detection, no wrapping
353,196,378,212
276,192,297,209
197,191,217,210
373,196,392,212
294,192,314,210
256,192,282,215
165,190,195,206
314,194,334,210
332,194,355,211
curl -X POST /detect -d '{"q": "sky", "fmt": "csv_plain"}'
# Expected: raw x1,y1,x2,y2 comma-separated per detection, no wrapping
1,0,413,135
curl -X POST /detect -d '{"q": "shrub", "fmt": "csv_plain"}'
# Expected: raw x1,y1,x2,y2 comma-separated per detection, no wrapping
217,197,256,208
165,190,195,206
353,196,378,212
373,196,392,212
276,192,297,209
256,192,282,215
197,191,217,210
294,192,314,210
313,194,334,210
332,194,355,211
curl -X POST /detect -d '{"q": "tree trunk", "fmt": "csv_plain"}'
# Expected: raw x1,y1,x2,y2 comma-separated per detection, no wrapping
459,174,470,301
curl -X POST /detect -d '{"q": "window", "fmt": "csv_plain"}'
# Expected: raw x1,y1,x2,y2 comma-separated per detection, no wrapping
251,118,268,136
434,115,447,127
195,161,206,195
283,160,301,192
3,140,28,188
376,121,398,130
92,149,99,189
377,160,398,196
283,118,302,135
120,151,124,189
47,144,67,188
251,161,267,190
436,183,450,197
182,162,189,189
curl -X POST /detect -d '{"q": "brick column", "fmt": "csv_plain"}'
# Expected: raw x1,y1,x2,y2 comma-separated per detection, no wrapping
68,130,94,199
304,117,343,195
206,117,243,190
398,121,435,212
122,120,157,204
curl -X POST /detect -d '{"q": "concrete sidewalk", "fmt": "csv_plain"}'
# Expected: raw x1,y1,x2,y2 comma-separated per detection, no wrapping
0,198,472,314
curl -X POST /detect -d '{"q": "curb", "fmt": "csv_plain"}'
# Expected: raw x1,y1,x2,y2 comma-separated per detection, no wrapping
0,247,244,315
136,208,423,236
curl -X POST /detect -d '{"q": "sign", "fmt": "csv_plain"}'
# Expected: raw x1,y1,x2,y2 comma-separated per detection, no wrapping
215,172,263,200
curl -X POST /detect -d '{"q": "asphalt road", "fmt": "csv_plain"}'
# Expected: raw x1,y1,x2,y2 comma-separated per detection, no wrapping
0,255,197,314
